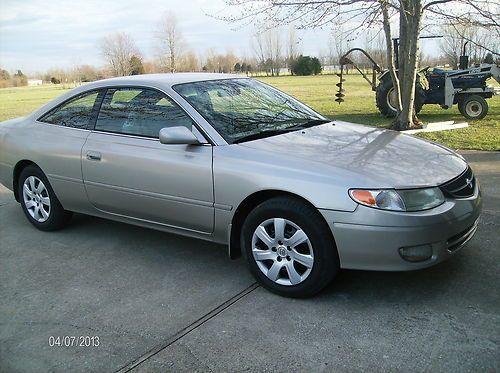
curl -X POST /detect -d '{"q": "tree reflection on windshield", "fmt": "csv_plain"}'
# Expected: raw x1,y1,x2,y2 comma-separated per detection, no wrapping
173,78,326,143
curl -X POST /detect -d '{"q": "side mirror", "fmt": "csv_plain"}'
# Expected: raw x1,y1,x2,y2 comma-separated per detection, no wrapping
159,126,200,145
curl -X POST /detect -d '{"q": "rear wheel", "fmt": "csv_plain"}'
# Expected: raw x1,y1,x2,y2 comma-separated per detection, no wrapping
18,165,72,231
376,77,425,117
241,197,339,298
458,95,488,120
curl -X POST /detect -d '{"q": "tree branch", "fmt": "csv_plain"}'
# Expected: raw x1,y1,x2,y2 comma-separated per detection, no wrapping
422,0,452,11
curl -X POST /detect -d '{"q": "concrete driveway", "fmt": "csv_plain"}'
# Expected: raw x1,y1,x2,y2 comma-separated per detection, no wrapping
1,151,499,372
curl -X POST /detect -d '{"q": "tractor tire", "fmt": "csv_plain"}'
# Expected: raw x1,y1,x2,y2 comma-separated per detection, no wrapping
458,95,488,120
376,77,425,118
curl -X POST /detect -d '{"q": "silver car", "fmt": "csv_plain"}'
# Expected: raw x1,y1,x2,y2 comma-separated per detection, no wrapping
0,74,482,297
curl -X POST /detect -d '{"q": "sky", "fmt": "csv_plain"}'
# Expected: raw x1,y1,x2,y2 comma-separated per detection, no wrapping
0,0,340,74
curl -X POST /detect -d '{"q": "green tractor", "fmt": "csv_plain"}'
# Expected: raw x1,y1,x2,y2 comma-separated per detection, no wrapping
336,39,500,120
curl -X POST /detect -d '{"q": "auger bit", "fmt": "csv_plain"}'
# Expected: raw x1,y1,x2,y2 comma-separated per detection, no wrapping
335,66,346,104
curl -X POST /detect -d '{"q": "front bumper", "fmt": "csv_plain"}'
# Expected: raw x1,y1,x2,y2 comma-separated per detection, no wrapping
319,183,482,271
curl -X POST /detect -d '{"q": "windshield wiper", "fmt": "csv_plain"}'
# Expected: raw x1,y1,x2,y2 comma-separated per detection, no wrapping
233,129,292,144
285,119,331,131
233,119,331,144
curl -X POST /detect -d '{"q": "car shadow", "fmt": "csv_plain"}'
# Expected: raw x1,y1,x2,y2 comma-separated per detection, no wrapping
57,211,485,305
43,212,241,284
315,238,486,307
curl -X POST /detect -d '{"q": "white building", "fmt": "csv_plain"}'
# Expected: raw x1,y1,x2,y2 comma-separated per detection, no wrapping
27,79,43,86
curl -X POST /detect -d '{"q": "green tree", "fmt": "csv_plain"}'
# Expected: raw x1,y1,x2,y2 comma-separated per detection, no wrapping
13,69,28,86
310,57,322,75
483,53,494,64
290,55,322,76
129,55,145,75
0,69,10,80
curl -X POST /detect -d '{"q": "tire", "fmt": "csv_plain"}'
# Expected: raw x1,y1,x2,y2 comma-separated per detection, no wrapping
376,77,425,117
458,95,488,120
241,196,339,298
18,165,72,231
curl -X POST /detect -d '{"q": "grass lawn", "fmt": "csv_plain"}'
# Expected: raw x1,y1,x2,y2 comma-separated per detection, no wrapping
0,84,72,121
0,75,498,150
258,74,500,151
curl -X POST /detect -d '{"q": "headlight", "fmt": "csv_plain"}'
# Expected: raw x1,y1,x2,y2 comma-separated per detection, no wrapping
397,188,445,211
349,187,445,211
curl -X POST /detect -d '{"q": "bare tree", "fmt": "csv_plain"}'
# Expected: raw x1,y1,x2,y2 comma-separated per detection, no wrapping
252,26,284,76
440,23,500,68
100,32,139,77
326,28,350,73
157,11,185,72
143,60,162,74
73,65,100,82
331,23,351,71
287,27,301,68
217,0,498,130
252,32,266,72
326,35,336,66
268,28,283,75
440,24,467,68
177,51,200,72
203,50,239,73
363,30,386,69
44,68,69,84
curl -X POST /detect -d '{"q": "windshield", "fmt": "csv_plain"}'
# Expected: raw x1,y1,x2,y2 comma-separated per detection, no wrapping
172,78,327,143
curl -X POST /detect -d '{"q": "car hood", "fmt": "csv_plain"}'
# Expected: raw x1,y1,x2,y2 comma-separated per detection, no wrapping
238,121,467,188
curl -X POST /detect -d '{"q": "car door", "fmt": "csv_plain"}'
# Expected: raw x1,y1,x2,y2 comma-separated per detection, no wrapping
35,89,104,212
81,87,214,233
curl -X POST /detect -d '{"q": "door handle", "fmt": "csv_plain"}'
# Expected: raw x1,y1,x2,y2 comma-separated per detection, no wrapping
86,151,102,161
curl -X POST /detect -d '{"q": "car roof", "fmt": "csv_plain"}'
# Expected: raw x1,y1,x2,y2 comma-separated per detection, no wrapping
88,73,245,88
29,73,248,123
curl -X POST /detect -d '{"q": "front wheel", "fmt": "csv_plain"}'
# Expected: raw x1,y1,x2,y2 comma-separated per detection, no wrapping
458,95,488,120
241,197,339,298
18,165,72,231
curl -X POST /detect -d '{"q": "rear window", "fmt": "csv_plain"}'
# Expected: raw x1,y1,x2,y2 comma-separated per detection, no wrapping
39,91,101,129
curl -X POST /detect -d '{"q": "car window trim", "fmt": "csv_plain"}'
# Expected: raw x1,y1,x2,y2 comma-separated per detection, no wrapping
90,89,106,130
37,89,105,130
91,85,212,144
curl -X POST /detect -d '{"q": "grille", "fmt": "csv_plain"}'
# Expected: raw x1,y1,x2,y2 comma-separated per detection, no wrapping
446,219,479,252
440,166,475,199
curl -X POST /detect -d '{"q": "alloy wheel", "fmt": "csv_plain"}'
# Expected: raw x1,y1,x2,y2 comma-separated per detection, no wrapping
22,176,51,223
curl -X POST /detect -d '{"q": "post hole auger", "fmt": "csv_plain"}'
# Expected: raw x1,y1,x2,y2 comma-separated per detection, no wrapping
335,48,382,104
335,66,346,103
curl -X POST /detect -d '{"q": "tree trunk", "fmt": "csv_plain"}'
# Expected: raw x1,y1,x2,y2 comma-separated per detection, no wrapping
392,0,423,131
381,0,401,113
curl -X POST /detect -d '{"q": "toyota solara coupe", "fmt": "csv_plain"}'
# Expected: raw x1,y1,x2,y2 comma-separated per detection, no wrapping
0,73,482,297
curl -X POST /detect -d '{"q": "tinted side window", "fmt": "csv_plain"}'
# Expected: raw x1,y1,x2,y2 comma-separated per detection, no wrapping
95,88,192,138
39,91,100,129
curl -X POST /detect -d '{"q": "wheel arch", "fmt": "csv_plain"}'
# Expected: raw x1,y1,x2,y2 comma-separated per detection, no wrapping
13,160,39,202
228,189,335,259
